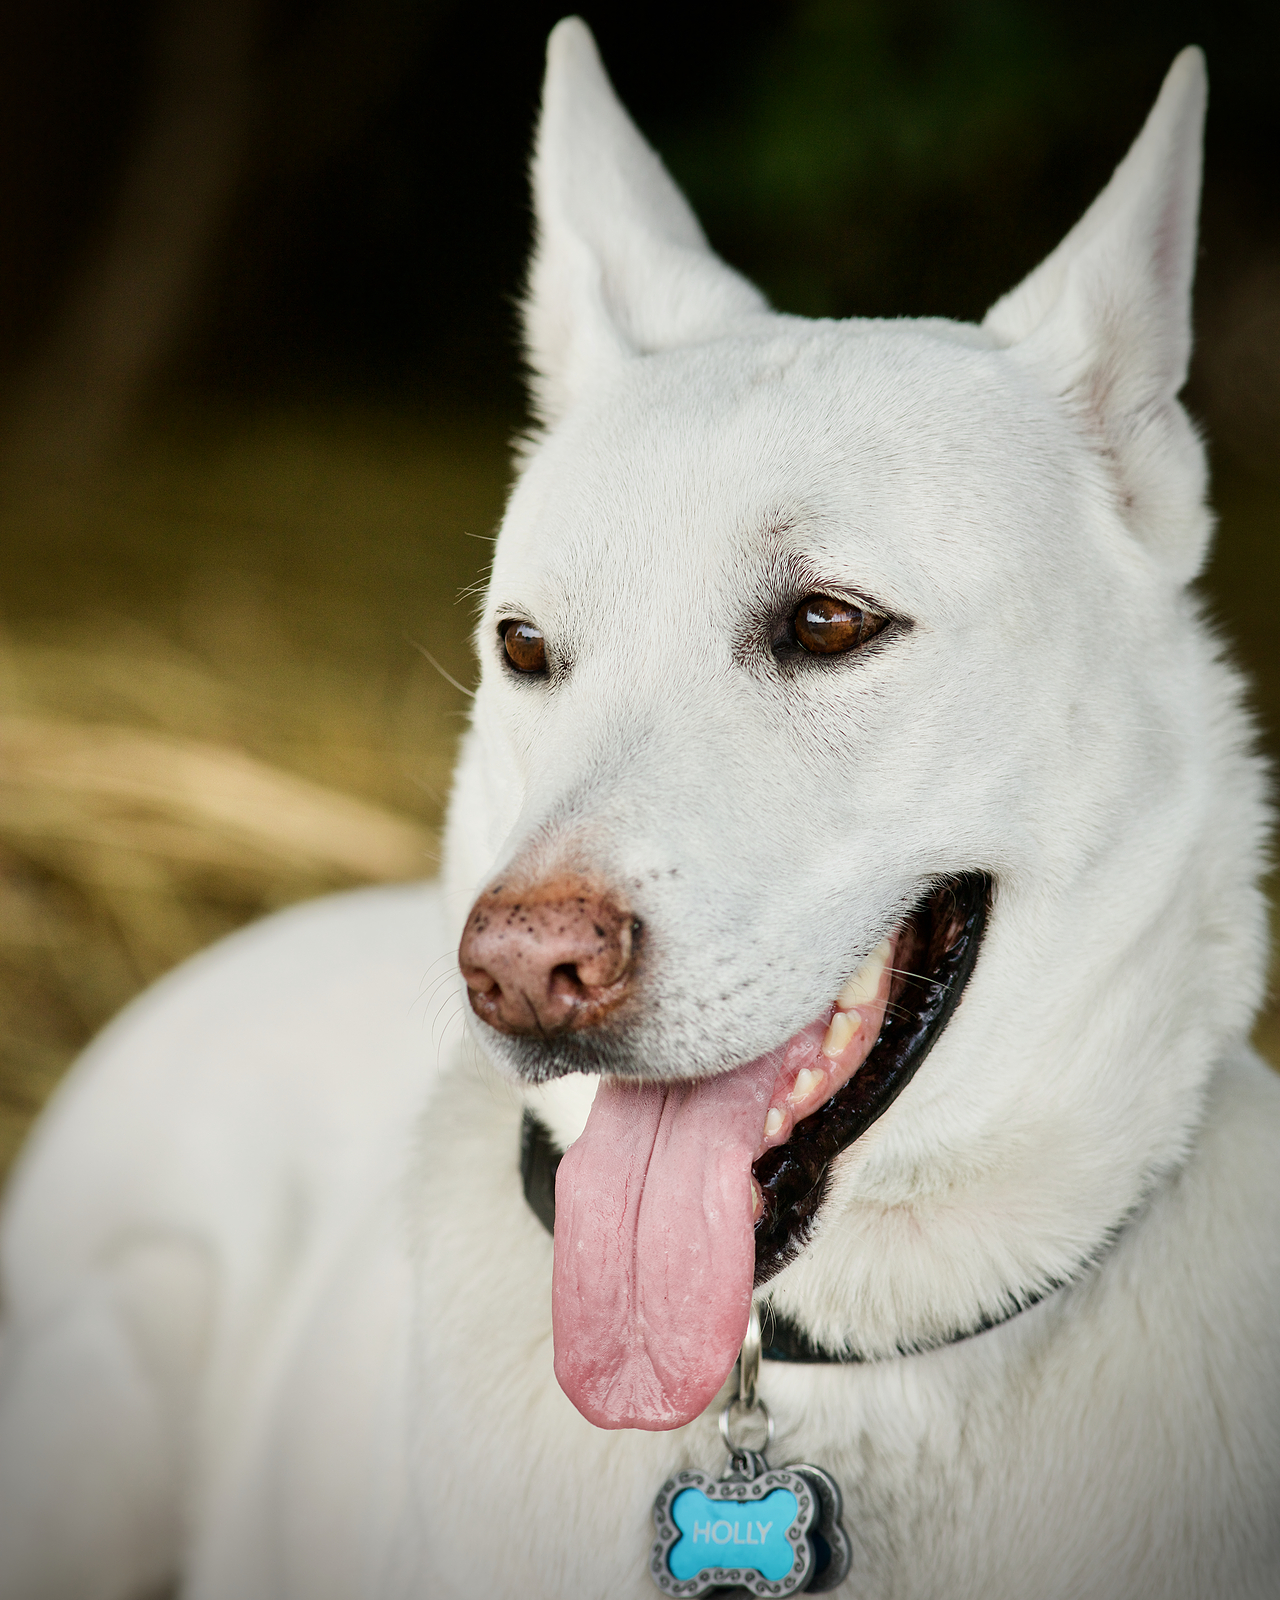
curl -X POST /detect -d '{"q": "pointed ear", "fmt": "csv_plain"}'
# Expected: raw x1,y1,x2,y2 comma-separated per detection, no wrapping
523,18,768,431
983,49,1210,583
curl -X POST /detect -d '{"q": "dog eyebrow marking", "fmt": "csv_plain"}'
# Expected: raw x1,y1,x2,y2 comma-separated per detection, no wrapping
732,535,899,671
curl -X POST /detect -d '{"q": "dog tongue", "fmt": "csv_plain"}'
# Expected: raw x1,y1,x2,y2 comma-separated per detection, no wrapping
552,1055,778,1430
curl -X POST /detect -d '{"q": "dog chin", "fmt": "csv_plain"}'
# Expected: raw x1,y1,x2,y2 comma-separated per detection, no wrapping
484,1026,654,1084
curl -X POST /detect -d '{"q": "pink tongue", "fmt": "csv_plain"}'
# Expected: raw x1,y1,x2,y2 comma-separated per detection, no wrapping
552,1054,779,1430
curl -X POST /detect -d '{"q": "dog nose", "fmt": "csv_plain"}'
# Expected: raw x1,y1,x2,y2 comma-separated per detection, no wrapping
459,877,638,1035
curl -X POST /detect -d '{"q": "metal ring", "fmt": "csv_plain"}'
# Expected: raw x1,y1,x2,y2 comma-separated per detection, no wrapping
719,1395,774,1453
738,1302,762,1411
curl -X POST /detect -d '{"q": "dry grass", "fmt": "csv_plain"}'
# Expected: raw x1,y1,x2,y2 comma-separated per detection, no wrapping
0,405,504,1177
0,405,1276,1183
0,712,434,1168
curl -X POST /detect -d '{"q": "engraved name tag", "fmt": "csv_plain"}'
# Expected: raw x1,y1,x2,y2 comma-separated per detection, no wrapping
650,1467,815,1596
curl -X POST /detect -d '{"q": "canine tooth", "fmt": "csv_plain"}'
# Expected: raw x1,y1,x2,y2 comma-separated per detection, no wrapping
790,1067,824,1104
821,1011,858,1059
751,1179,763,1219
836,936,893,1012
764,1107,785,1138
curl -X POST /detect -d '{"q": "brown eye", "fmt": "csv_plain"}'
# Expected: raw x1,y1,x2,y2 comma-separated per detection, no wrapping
501,619,547,674
792,595,884,656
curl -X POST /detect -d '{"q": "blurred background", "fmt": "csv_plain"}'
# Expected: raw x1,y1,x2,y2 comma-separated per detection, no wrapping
0,0,1277,1178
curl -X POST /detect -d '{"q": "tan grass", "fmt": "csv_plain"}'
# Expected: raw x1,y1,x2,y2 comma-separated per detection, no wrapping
0,408,501,1179
0,715,432,882
0,699,440,1177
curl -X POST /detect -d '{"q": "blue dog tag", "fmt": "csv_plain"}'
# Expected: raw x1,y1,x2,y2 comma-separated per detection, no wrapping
669,1483,801,1582
650,1465,815,1596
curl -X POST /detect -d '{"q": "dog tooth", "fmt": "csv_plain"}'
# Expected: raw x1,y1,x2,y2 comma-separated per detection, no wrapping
764,1107,785,1138
790,1066,825,1104
836,936,893,1012
751,1179,764,1219
821,1011,858,1059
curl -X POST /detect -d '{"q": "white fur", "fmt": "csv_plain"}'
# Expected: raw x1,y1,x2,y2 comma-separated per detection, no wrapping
2,21,1277,1599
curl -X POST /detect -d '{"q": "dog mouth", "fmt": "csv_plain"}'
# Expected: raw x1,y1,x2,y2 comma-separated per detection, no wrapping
549,872,991,1431
752,871,991,1284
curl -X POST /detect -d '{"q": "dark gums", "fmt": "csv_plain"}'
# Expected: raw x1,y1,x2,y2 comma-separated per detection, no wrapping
751,872,992,1286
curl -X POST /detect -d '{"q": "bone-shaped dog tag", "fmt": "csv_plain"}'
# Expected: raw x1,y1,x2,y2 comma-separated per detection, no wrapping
649,1458,816,1597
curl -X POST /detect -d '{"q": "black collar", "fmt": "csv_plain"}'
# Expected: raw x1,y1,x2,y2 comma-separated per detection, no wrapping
520,1109,1057,1363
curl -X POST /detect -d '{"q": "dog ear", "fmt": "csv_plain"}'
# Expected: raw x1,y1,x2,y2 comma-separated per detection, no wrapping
983,48,1210,582
523,18,768,431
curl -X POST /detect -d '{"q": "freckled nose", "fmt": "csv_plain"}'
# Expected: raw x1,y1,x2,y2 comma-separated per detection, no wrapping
458,876,639,1035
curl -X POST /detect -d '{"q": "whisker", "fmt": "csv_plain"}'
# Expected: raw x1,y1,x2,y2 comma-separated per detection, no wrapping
413,953,460,1005
431,998,467,1053
428,979,470,1030
417,975,462,1018
887,963,949,990
432,1003,469,1068
406,636,475,699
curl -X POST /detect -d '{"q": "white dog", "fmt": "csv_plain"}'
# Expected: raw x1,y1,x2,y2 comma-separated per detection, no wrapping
2,19,1277,1600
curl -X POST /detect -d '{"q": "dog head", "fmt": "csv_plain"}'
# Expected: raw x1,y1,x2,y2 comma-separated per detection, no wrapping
444,22,1269,1430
